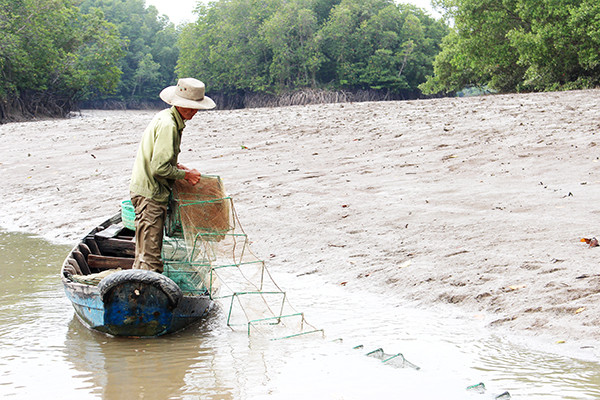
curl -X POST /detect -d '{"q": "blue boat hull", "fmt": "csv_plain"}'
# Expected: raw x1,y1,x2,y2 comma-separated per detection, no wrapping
61,213,211,337
63,277,211,337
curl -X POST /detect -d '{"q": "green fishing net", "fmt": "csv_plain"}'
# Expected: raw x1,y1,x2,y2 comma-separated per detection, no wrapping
161,175,322,339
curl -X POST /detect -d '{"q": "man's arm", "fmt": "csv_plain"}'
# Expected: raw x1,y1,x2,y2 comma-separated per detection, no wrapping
150,123,186,181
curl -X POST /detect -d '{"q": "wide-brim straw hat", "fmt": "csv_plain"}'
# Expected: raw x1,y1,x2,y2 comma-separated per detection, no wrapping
159,78,216,110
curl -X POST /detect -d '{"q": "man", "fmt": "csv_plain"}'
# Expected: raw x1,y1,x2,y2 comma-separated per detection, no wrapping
129,78,216,273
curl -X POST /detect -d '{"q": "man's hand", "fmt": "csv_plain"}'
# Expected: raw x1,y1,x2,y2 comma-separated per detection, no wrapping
183,168,201,185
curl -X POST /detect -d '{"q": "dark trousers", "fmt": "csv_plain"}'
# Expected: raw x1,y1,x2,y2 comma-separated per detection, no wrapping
131,194,168,273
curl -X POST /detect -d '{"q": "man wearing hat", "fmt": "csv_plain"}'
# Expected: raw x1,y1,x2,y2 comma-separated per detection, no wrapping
129,77,216,273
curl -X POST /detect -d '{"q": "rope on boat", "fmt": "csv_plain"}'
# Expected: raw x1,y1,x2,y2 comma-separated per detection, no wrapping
70,269,121,286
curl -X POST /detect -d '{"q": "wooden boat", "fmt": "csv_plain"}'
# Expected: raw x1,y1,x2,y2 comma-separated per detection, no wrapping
61,213,211,337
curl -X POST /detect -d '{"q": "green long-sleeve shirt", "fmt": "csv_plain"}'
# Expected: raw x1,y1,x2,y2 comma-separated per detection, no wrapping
129,106,187,203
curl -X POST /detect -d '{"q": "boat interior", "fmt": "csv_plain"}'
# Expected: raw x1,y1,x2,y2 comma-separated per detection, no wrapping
63,221,136,279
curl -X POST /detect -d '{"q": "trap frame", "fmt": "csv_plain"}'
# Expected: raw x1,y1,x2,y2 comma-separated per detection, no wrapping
161,176,323,340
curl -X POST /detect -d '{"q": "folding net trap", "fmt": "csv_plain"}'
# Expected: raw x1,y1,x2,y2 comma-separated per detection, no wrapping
161,176,323,340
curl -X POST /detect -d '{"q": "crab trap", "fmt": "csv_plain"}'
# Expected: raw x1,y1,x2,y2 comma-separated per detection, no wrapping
161,175,323,340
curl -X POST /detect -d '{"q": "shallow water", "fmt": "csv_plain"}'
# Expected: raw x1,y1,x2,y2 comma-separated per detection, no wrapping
1,231,599,399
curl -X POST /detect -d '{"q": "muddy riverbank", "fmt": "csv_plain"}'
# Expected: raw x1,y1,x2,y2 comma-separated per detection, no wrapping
1,89,600,349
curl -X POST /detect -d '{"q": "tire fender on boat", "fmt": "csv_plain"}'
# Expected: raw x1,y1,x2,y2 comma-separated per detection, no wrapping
98,269,183,308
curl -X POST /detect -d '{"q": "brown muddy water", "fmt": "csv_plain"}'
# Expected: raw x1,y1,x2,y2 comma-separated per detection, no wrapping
1,230,600,399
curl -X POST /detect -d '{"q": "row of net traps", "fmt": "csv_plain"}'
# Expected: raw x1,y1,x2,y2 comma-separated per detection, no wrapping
157,177,514,397
349,344,510,397
160,175,323,340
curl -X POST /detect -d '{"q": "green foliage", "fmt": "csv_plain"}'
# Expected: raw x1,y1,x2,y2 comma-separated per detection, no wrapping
178,0,281,93
79,0,179,101
418,30,479,94
318,0,447,92
422,0,600,94
0,0,450,117
177,0,448,95
261,0,323,88
0,0,123,105
74,9,126,98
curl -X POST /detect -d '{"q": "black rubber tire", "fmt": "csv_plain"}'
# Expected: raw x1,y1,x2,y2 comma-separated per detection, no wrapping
98,269,183,307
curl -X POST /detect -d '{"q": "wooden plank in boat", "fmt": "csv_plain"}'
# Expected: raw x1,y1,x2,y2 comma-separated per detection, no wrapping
72,250,91,275
96,238,135,257
95,224,124,240
88,254,134,270
85,237,101,255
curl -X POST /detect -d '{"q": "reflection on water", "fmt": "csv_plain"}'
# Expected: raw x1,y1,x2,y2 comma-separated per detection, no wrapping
64,315,237,399
1,230,600,399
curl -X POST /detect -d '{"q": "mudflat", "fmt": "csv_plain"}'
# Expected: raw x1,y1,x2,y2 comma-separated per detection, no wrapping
2,89,599,347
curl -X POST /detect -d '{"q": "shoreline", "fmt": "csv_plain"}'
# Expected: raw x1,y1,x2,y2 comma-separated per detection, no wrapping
2,90,600,355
